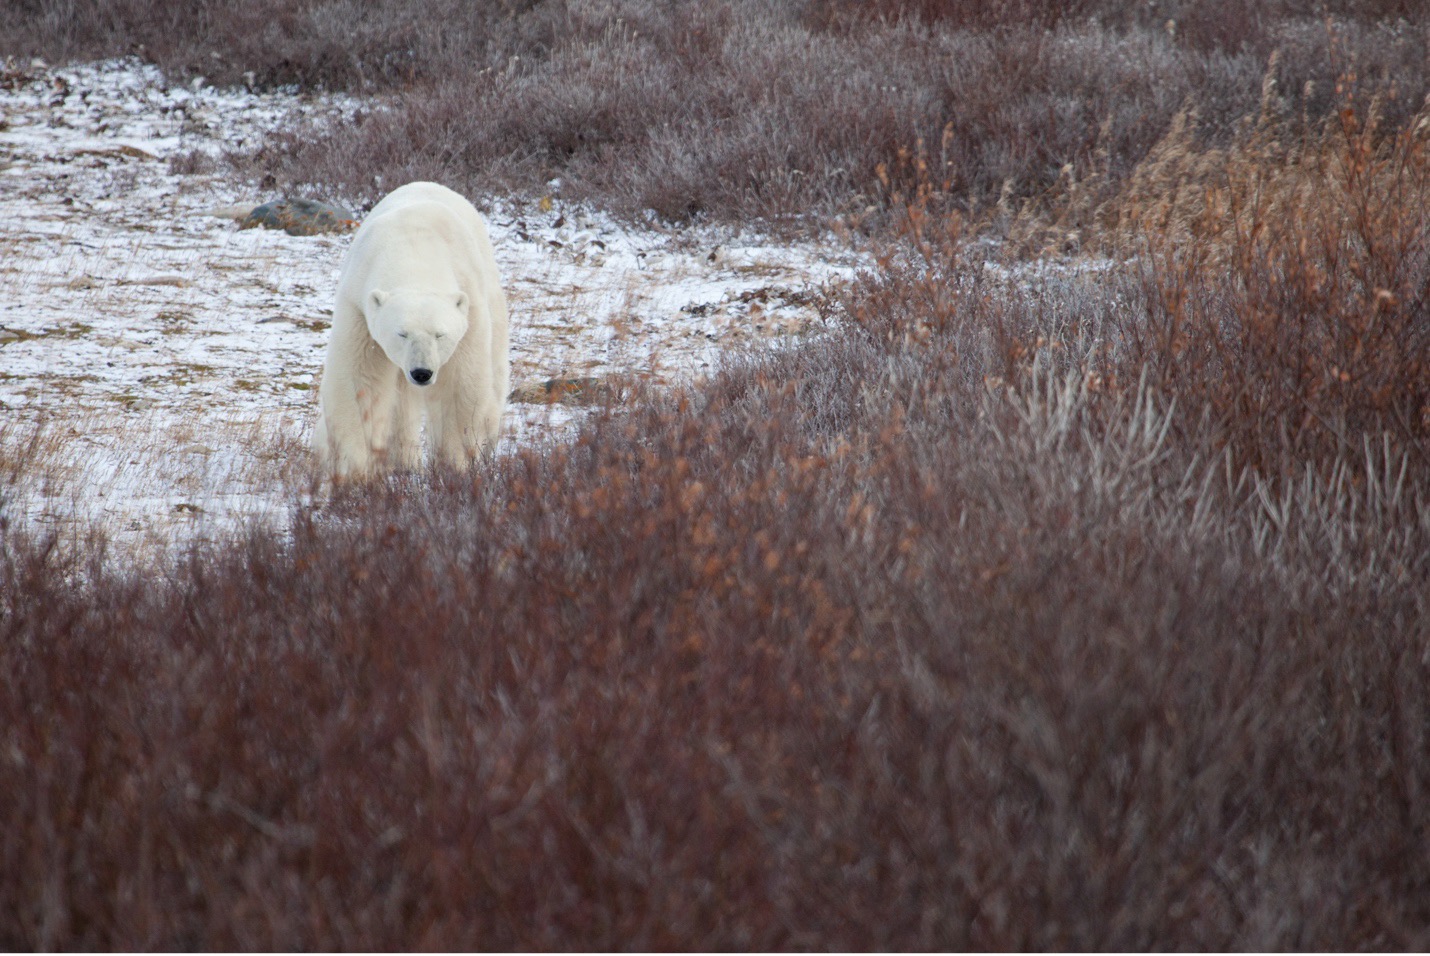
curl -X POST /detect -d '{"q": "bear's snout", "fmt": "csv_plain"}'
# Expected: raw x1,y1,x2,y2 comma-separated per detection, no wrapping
410,367,434,386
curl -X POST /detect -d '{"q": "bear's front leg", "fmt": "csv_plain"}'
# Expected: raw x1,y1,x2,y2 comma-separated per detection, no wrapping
429,393,498,471
317,378,375,479
358,371,403,472
388,387,424,471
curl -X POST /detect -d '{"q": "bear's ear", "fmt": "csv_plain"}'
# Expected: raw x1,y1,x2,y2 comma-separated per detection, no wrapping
454,291,469,314
369,289,389,309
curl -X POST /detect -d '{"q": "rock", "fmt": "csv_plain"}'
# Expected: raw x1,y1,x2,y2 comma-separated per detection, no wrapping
508,376,624,406
239,198,358,236
113,143,159,160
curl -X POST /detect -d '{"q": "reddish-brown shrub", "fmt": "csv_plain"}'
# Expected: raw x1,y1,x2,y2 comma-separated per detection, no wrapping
1100,101,1430,474
9,0,1423,227
3,2,1428,947
4,175,1428,942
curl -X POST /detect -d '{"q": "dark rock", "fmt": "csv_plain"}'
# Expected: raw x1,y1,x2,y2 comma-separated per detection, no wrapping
508,376,624,406
240,198,358,236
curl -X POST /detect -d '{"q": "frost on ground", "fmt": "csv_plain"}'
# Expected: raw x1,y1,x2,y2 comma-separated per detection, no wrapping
0,58,861,559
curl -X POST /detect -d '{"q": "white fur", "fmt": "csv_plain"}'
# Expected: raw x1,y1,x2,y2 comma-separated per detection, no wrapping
314,182,510,478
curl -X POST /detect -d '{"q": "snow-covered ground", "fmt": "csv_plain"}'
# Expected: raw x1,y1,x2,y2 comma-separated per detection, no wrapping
0,58,862,559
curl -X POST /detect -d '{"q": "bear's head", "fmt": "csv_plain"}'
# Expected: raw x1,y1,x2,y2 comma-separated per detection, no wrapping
366,288,469,387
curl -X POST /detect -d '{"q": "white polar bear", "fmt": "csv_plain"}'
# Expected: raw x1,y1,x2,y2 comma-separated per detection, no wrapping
314,182,510,478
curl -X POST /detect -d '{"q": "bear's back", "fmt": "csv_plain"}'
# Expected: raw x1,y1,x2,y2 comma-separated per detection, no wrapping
366,181,481,228
344,185,482,282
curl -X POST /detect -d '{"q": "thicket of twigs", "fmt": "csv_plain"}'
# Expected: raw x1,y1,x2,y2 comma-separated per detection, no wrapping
7,0,1426,226
3,0,1428,948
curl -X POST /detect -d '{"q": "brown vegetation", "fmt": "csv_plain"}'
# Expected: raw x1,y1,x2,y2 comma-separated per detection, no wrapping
5,107,1430,945
3,0,1429,949
6,0,1426,225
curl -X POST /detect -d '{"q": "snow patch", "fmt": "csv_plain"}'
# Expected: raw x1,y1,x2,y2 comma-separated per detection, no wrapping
0,58,864,559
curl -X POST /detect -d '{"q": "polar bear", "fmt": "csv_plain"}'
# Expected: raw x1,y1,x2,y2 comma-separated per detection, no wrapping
314,182,510,478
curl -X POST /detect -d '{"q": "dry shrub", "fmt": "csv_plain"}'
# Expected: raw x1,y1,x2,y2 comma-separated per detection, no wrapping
0,0,530,89
244,8,950,226
241,9,1268,226
11,0,1408,228
4,2,1430,947
804,0,1104,31
4,168,1429,944
1097,97,1430,473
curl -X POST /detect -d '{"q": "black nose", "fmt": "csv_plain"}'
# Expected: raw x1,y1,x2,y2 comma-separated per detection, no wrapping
410,367,433,385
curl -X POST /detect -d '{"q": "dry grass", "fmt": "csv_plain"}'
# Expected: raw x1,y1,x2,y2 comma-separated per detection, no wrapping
0,410,316,563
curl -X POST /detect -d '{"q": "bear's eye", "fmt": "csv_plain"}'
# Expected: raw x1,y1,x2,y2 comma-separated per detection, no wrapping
397,331,409,339
435,333,446,340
